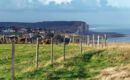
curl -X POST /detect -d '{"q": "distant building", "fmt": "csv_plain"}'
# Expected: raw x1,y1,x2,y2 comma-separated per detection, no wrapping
39,30,45,34
18,28,27,33
2,29,16,33
29,33,34,38
23,34,30,38
10,29,16,32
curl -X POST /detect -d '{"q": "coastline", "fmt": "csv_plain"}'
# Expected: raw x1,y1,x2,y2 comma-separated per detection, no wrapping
87,31,126,39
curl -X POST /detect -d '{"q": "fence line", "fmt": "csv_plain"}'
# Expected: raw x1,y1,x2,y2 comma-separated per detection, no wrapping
3,34,110,79
36,38,39,68
92,34,95,47
106,40,109,48
64,38,66,61
12,39,15,80
87,35,90,47
80,37,82,54
101,36,104,48
104,34,107,47
51,38,54,66
97,35,100,48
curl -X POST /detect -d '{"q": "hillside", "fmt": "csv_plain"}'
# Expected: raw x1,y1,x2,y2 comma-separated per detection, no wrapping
0,21,126,38
0,43,130,80
0,21,89,34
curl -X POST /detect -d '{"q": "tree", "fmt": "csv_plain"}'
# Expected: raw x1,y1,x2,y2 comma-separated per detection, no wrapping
53,34,64,43
45,32,54,39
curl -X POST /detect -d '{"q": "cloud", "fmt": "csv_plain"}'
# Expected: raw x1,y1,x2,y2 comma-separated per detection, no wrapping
38,0,72,5
1,0,130,11
107,0,130,8
0,0,72,10
0,0,33,10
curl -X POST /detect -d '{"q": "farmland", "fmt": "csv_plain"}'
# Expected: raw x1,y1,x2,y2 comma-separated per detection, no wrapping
0,43,130,80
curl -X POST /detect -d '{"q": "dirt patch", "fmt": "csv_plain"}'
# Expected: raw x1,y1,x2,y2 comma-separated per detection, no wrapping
95,65,130,80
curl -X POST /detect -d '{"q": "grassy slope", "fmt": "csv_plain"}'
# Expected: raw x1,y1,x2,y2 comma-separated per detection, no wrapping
0,43,130,80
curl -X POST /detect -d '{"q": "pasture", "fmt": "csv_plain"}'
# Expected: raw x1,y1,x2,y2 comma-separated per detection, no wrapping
0,43,130,80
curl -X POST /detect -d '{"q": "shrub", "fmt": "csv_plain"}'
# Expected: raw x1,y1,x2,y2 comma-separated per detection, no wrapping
53,34,64,43
43,39,51,44
18,38,25,44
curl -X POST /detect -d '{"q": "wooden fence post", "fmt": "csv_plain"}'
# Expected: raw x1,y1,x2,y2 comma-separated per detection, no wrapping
36,38,39,68
106,40,108,48
51,38,53,65
97,35,100,48
101,36,104,48
68,38,71,45
80,37,82,54
12,39,15,80
72,36,75,45
64,38,66,61
25,38,28,44
104,34,107,47
3,38,4,44
92,34,95,47
1,38,4,44
5,37,7,44
7,38,9,44
87,35,90,47
9,38,11,44
86,36,87,45
32,38,34,44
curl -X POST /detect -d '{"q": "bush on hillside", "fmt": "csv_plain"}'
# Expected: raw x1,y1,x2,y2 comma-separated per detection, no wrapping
43,39,51,44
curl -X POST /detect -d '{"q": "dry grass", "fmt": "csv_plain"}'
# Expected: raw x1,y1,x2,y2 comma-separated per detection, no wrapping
95,64,130,80
109,43,130,48
108,43,130,56
94,43,130,80
0,43,130,80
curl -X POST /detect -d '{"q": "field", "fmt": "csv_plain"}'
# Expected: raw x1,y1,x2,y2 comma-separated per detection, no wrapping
0,43,130,80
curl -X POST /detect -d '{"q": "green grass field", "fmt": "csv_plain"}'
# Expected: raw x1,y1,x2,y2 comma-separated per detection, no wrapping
0,43,130,80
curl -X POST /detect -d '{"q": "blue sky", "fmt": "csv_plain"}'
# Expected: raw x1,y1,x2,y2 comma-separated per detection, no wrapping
0,0,130,24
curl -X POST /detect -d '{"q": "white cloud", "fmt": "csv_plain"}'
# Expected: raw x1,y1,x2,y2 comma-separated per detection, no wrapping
107,0,130,8
96,0,101,7
12,0,30,9
0,0,72,10
1,0,130,11
5,0,72,9
28,0,33,3
38,0,72,5
0,0,34,10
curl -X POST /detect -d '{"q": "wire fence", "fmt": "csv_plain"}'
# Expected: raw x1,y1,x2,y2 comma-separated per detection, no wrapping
0,34,108,80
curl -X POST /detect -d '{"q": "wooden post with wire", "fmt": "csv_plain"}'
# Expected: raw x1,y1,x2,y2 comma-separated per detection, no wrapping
104,34,107,47
64,38,66,61
36,38,39,68
106,40,109,48
80,37,82,54
92,34,95,47
25,38,28,44
97,35,100,48
12,39,15,80
72,35,75,45
51,38,53,66
87,35,90,47
87,35,90,46
101,36,104,48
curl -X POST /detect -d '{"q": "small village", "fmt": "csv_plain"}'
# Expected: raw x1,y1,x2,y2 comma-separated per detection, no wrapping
0,26,49,38
0,26,78,44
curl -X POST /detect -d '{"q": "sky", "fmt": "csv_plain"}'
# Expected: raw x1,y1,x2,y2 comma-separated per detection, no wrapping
0,0,130,24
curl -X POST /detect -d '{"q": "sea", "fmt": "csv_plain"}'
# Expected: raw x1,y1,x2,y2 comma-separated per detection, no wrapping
89,24,130,43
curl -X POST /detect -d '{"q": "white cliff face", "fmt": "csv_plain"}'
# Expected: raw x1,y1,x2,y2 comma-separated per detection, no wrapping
85,24,89,34
75,23,89,35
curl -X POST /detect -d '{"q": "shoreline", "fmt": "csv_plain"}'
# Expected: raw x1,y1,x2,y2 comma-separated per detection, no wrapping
86,31,126,39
